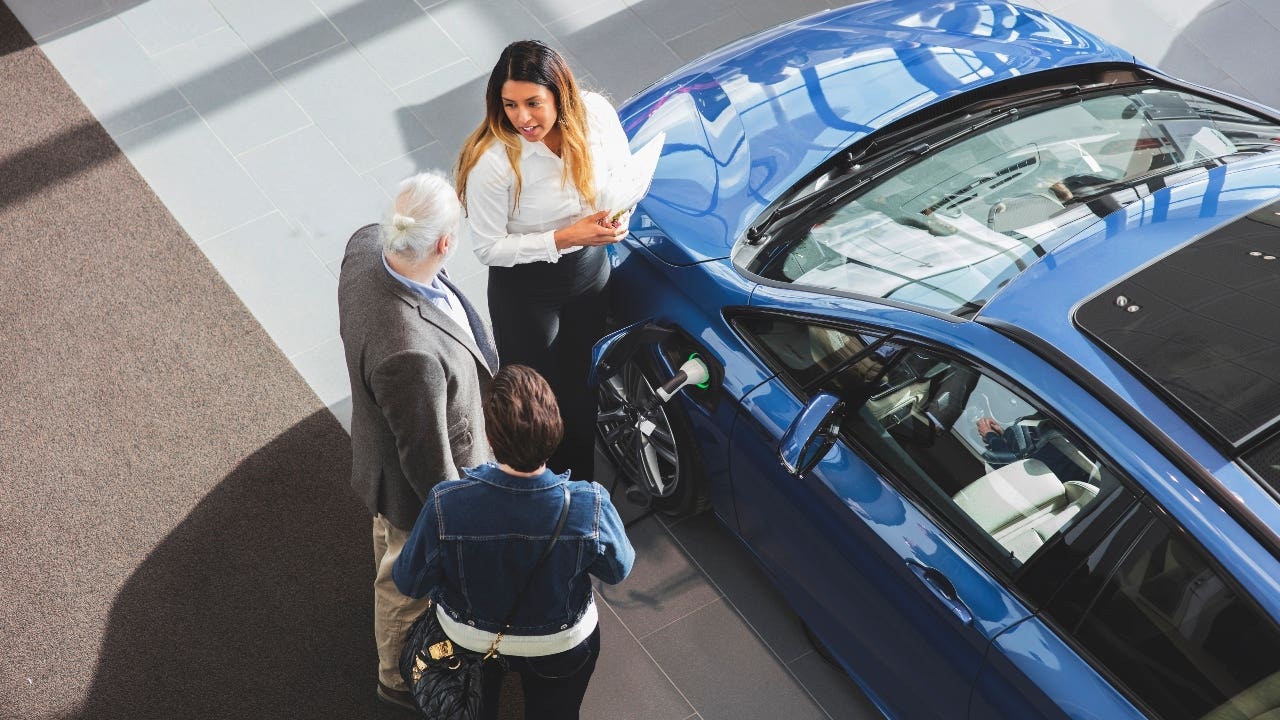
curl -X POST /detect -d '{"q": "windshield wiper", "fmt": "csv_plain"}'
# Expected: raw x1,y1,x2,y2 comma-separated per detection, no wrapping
744,81,1144,247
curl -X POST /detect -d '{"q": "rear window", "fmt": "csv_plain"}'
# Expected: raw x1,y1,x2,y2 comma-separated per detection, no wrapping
1075,199,1280,450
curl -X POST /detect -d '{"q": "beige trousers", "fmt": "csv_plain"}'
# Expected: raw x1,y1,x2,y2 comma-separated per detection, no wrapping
372,514,432,690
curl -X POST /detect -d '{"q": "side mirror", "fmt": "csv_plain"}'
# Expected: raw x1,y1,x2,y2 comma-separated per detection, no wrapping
779,392,845,477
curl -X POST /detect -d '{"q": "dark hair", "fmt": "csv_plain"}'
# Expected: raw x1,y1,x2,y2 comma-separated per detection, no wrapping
456,40,594,211
483,364,564,472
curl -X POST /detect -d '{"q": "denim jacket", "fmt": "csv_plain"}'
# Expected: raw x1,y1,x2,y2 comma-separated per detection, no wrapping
393,462,635,635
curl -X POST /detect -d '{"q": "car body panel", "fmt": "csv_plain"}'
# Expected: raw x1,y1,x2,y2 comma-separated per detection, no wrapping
592,1,1280,716
619,0,1135,266
978,156,1280,562
973,617,1145,719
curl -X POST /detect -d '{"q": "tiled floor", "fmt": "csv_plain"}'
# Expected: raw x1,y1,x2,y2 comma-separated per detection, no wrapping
9,0,1279,718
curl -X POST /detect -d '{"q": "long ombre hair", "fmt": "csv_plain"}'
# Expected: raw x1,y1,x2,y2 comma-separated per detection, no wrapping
456,40,595,213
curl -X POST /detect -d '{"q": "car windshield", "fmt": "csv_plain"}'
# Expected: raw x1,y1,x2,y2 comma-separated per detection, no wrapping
747,85,1280,316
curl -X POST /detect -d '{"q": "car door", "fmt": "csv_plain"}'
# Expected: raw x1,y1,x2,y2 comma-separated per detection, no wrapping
724,309,1021,718
723,302,1146,718
977,483,1280,720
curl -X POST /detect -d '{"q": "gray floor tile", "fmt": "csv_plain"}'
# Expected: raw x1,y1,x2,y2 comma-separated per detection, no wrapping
109,0,227,56
1046,0,1180,68
1173,0,1280,108
115,108,275,241
1241,0,1280,30
329,395,353,432
445,238,490,288
364,142,460,200
238,125,390,267
735,0,830,31
199,212,341,358
208,0,346,72
581,597,695,720
788,650,884,720
39,17,189,136
428,0,557,69
275,45,435,172
1135,0,1233,31
594,516,721,640
666,512,811,663
288,336,350,406
518,0,612,25
1153,33,1230,88
326,256,343,281
396,60,489,153
154,28,311,154
6,0,108,40
666,10,757,64
547,0,682,99
311,0,466,89
643,599,829,720
594,456,658,526
623,0,739,42
450,270,490,321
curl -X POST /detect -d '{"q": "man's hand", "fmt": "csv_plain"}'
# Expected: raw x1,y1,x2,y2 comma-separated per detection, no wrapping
976,417,1003,438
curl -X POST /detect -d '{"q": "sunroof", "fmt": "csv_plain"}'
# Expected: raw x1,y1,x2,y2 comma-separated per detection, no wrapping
1075,200,1280,451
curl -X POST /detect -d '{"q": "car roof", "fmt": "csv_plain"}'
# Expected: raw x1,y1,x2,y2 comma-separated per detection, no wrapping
619,0,1135,265
979,153,1280,459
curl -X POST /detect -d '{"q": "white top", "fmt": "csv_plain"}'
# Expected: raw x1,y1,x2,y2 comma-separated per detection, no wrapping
436,594,598,657
462,91,631,267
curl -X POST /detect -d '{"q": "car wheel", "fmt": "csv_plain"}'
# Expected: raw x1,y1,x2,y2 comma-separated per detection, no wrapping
596,354,708,517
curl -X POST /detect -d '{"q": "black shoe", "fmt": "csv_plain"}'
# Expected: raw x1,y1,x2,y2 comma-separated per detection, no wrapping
376,682,417,712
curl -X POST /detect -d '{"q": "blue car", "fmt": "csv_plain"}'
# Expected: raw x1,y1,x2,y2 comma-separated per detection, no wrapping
589,1,1280,718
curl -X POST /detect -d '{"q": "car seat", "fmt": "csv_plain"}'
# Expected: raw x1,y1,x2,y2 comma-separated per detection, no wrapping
952,457,1099,562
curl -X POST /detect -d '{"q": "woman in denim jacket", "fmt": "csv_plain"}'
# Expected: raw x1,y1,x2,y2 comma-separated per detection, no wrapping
393,364,635,719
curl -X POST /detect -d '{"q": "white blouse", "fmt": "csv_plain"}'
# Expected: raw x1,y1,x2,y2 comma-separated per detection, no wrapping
462,91,631,267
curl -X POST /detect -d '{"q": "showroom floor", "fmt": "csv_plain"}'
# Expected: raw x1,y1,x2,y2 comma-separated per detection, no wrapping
6,0,1276,717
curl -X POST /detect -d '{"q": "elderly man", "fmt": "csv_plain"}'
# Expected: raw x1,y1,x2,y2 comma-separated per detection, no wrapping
338,172,497,710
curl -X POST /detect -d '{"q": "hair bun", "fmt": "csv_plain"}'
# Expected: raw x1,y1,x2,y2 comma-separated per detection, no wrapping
392,213,417,231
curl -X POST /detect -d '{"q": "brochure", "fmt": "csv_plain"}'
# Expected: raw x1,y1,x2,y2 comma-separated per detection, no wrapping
598,132,666,222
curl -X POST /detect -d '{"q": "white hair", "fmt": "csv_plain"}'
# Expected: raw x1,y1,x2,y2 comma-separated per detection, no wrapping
381,171,461,259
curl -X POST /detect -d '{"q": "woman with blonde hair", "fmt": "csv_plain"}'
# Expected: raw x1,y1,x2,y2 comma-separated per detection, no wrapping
456,39,631,479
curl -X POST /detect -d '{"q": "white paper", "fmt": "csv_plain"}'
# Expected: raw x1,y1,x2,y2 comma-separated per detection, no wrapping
598,132,666,220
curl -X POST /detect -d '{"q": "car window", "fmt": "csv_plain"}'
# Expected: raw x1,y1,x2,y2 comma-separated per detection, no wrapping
735,314,1119,569
1049,506,1280,720
749,87,1280,316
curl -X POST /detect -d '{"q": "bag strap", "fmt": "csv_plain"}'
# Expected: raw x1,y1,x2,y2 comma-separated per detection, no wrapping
484,484,571,659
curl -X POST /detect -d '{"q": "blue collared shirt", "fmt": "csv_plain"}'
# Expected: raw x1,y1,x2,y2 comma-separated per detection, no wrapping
382,253,475,344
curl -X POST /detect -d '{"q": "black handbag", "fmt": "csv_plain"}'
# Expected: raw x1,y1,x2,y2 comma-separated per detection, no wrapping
399,486,571,719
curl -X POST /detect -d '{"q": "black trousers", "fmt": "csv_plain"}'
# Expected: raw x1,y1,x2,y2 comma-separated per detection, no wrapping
487,246,609,478
479,626,601,720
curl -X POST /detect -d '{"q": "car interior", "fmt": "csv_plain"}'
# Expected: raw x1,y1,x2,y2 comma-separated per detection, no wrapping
752,86,1280,317
740,314,1113,566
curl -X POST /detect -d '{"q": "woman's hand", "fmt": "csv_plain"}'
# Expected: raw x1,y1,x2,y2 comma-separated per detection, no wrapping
554,210,629,250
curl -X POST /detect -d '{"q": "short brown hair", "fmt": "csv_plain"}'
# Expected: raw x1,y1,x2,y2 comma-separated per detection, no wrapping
483,364,563,472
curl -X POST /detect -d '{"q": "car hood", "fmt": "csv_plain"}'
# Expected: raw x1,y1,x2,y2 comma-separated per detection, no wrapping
618,0,1135,266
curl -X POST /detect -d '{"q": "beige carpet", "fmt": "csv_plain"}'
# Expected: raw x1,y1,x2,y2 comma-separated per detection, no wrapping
0,4,411,718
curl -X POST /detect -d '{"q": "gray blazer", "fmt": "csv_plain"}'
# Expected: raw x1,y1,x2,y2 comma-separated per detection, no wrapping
338,224,498,530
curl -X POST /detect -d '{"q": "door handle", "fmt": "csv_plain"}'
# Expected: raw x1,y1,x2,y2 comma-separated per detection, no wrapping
906,559,973,625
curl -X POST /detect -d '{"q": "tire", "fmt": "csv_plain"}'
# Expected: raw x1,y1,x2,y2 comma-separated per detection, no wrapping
596,353,708,517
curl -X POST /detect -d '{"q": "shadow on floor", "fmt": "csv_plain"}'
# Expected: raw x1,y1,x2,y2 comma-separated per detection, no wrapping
67,411,399,720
